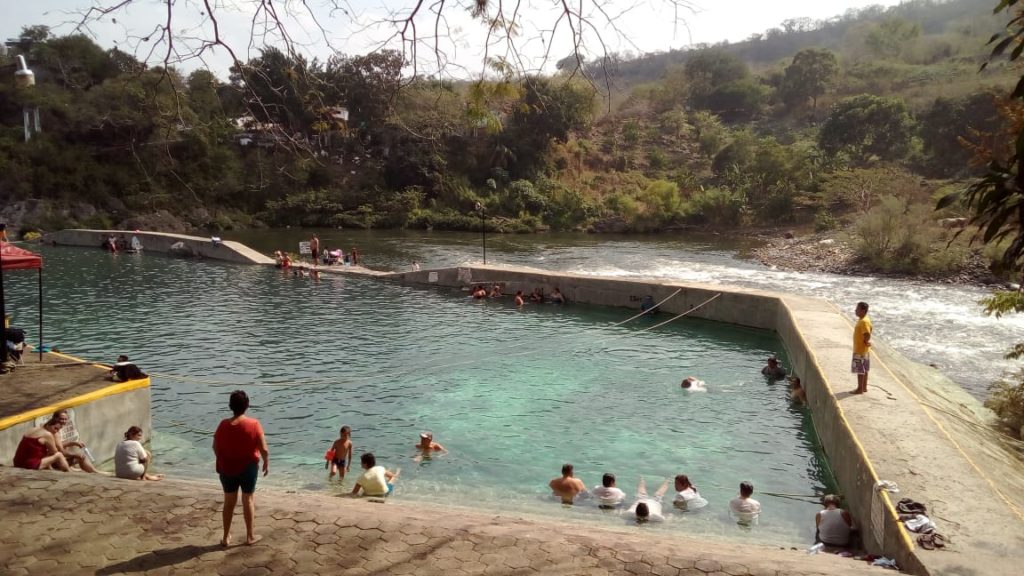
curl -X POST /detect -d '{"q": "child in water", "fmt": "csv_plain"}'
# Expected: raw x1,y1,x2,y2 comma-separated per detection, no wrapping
327,426,353,480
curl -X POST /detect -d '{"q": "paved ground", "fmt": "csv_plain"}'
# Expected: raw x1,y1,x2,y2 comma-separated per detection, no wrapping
0,352,111,420
0,467,886,576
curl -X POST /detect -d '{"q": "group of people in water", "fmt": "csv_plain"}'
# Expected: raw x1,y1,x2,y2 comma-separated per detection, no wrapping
102,233,143,253
470,284,567,306
678,356,806,404
549,464,854,547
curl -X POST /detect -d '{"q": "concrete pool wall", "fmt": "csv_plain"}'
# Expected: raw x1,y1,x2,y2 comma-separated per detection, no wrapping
378,264,1024,576
0,353,152,468
44,229,275,265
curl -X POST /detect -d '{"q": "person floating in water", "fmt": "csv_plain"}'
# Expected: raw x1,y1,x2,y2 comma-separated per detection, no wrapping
529,287,544,303
414,432,447,462
489,284,503,298
627,476,671,523
472,285,488,299
640,295,658,315
762,356,787,380
680,377,706,392
514,290,525,306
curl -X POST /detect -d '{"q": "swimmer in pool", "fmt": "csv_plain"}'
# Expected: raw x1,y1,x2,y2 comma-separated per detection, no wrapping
680,377,707,391
413,432,447,462
549,463,588,504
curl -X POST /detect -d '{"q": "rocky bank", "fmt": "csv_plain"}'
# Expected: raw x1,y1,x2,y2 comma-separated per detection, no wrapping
752,231,1004,287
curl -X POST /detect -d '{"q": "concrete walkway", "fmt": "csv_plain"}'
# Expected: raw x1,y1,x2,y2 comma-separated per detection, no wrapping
0,467,885,576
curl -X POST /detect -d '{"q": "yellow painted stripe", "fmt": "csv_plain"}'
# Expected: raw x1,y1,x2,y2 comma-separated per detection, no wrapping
0,350,150,430
782,300,917,552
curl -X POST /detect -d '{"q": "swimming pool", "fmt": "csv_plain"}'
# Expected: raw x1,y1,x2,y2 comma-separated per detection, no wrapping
5,247,835,544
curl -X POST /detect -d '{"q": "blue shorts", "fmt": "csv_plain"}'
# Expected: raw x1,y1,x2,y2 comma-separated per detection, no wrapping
220,462,259,494
367,483,394,497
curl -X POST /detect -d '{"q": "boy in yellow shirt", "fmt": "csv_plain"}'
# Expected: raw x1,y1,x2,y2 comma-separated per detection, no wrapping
852,302,872,394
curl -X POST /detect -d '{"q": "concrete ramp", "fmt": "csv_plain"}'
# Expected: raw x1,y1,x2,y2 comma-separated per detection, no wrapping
45,229,274,265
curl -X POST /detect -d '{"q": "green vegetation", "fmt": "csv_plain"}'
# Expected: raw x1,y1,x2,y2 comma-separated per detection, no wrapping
0,0,1013,281
937,0,1024,436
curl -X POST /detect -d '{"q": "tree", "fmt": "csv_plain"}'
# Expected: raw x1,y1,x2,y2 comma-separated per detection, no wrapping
684,49,750,112
818,94,915,163
779,49,839,114
939,1,1024,272
865,18,921,59
328,50,404,131
230,47,318,133
937,0,1024,438
503,77,594,178
919,92,999,177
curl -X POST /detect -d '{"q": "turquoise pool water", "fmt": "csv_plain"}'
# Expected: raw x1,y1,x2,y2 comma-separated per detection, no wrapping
4,246,835,544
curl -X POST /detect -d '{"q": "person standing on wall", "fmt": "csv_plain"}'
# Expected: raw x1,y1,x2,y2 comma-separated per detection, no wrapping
309,234,320,264
852,302,872,394
213,390,269,547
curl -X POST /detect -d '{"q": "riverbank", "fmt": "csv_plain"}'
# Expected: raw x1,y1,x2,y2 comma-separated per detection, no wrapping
751,231,1002,287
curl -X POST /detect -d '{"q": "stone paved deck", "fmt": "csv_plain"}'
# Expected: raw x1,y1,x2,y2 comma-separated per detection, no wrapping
0,467,887,576
0,352,111,420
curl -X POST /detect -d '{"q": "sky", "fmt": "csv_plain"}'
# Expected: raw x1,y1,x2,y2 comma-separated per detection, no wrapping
1,0,906,79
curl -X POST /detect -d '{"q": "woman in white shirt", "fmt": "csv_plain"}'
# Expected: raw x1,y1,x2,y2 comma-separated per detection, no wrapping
672,474,708,510
115,426,162,481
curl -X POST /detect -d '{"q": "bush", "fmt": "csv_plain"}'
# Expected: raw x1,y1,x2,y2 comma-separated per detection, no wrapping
814,210,839,232
853,195,967,274
686,187,744,227
985,374,1024,439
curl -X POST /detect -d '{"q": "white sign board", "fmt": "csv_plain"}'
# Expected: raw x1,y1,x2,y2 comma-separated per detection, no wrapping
457,267,472,283
298,241,311,255
428,272,438,283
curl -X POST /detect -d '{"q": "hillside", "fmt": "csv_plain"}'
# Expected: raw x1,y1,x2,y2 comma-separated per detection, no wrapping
0,0,1018,281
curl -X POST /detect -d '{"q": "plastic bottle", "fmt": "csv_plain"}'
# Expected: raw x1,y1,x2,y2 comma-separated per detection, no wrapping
807,543,824,555
82,446,95,462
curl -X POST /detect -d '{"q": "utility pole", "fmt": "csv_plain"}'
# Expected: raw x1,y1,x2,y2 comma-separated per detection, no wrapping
14,55,39,141
475,202,487,265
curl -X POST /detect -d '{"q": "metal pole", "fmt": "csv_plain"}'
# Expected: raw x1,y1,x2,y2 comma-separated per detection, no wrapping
0,241,7,364
37,267,42,362
481,209,486,265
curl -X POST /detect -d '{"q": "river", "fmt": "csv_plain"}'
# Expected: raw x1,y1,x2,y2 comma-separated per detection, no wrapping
230,228,1024,400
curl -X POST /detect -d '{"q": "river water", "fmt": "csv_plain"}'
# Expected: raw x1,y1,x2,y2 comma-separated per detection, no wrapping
234,229,1024,400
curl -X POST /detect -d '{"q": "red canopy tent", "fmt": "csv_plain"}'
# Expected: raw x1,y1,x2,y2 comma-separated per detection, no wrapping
0,241,43,363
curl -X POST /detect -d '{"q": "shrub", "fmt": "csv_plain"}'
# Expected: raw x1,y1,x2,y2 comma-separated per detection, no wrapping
686,187,744,227
814,210,839,232
985,374,1024,439
853,195,967,274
